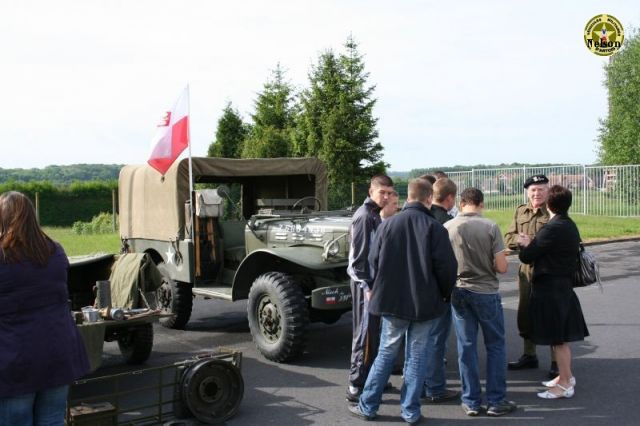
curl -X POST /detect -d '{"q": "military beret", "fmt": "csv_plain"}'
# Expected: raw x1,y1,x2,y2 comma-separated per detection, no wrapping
523,174,549,188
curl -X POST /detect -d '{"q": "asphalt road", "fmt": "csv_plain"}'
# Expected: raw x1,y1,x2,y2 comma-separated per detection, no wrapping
92,240,640,425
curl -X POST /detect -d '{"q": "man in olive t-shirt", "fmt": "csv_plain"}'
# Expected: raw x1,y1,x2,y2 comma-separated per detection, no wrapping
444,188,516,417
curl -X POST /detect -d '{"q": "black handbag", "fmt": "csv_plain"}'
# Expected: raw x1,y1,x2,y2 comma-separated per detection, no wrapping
573,243,602,291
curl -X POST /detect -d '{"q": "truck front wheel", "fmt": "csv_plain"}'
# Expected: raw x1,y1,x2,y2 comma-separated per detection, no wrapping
247,272,308,363
156,263,193,330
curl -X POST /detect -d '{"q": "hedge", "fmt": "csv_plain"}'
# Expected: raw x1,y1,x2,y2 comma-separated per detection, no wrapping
0,180,118,226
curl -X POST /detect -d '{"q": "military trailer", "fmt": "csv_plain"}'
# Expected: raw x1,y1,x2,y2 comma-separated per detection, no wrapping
119,157,353,362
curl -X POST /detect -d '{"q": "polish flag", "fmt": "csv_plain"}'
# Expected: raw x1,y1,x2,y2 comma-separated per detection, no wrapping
148,87,190,175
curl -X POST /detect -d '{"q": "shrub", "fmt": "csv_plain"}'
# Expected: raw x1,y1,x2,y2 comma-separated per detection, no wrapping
71,212,116,235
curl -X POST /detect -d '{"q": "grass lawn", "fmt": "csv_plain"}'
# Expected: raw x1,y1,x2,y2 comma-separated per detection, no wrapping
44,227,121,256
484,210,640,240
45,213,640,256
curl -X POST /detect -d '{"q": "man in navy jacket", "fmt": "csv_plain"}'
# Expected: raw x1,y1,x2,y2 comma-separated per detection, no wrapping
349,179,457,423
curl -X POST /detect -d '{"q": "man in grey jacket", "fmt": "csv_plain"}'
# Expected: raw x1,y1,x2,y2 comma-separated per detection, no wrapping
346,174,395,402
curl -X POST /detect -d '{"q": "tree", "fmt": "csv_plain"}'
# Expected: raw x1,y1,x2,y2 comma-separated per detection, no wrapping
598,30,640,165
242,64,296,158
207,102,247,158
297,36,386,207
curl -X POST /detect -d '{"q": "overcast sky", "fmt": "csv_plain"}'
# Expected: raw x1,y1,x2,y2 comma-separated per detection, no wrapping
1,0,637,171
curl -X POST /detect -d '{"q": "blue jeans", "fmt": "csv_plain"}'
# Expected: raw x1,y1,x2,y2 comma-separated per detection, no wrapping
359,316,435,422
0,385,69,426
451,287,507,408
424,304,452,397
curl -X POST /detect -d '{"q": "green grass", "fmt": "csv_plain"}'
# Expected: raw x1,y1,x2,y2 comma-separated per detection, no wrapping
44,227,121,256
483,210,640,240
45,211,640,256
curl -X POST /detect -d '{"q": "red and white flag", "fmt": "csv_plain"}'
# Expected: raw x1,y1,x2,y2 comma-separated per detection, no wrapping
148,87,190,175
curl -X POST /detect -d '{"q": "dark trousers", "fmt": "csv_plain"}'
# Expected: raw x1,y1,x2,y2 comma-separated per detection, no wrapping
349,280,380,388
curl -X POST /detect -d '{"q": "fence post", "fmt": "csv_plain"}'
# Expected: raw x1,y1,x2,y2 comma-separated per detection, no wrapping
583,165,587,215
351,182,355,207
523,166,527,204
112,189,117,232
35,192,40,224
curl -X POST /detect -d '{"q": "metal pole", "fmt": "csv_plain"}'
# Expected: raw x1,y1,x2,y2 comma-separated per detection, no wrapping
186,85,195,241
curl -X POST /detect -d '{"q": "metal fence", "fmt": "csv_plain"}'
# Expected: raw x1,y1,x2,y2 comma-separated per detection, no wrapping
446,164,640,217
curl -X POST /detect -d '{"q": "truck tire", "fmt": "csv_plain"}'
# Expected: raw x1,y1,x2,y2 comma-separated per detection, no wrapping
117,323,154,364
247,272,308,362
157,263,193,330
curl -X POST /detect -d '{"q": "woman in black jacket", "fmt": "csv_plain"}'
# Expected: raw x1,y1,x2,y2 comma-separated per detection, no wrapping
517,185,589,399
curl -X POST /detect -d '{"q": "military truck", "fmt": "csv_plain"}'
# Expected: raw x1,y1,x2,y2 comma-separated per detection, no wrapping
119,157,353,362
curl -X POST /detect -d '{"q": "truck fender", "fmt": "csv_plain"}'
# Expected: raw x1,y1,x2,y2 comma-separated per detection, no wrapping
232,247,345,300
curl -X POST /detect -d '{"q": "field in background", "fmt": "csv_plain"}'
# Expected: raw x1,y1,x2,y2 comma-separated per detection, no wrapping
46,212,639,256
44,227,120,256
484,211,640,240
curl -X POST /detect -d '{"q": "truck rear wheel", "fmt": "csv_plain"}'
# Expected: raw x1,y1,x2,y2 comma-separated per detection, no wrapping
117,323,154,364
247,272,308,362
157,263,193,330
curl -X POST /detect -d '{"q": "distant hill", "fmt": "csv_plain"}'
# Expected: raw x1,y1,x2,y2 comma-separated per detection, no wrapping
0,164,123,185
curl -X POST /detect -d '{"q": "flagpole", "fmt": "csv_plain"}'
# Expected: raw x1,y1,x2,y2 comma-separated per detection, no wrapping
186,84,195,242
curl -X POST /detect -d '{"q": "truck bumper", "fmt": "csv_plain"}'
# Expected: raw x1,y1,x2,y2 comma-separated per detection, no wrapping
310,284,352,310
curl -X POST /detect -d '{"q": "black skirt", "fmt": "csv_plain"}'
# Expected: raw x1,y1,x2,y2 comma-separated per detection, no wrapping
528,275,590,345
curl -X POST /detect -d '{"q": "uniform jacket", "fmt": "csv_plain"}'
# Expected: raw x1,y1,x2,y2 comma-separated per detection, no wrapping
347,197,382,289
518,214,580,280
504,202,549,281
504,202,549,250
367,202,458,321
0,243,90,398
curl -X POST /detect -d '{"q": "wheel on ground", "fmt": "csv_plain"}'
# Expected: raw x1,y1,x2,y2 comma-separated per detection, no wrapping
247,272,308,362
117,323,154,364
156,263,193,329
180,359,244,424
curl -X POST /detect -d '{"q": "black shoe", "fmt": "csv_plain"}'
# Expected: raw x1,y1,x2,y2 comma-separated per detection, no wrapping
346,387,362,403
548,361,559,379
508,354,539,370
383,381,393,392
348,404,376,421
487,400,517,417
422,389,460,403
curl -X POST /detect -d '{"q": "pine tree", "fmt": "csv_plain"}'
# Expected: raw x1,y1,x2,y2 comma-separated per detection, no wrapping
242,64,296,158
297,37,386,207
207,102,248,158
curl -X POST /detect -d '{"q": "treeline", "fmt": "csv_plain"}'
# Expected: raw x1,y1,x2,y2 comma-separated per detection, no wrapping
0,164,122,184
0,180,117,226
207,36,384,208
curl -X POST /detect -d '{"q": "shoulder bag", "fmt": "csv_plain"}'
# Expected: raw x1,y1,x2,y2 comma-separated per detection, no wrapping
573,243,603,292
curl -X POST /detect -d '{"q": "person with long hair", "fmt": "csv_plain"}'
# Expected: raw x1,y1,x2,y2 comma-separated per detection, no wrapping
517,185,589,399
0,191,90,425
